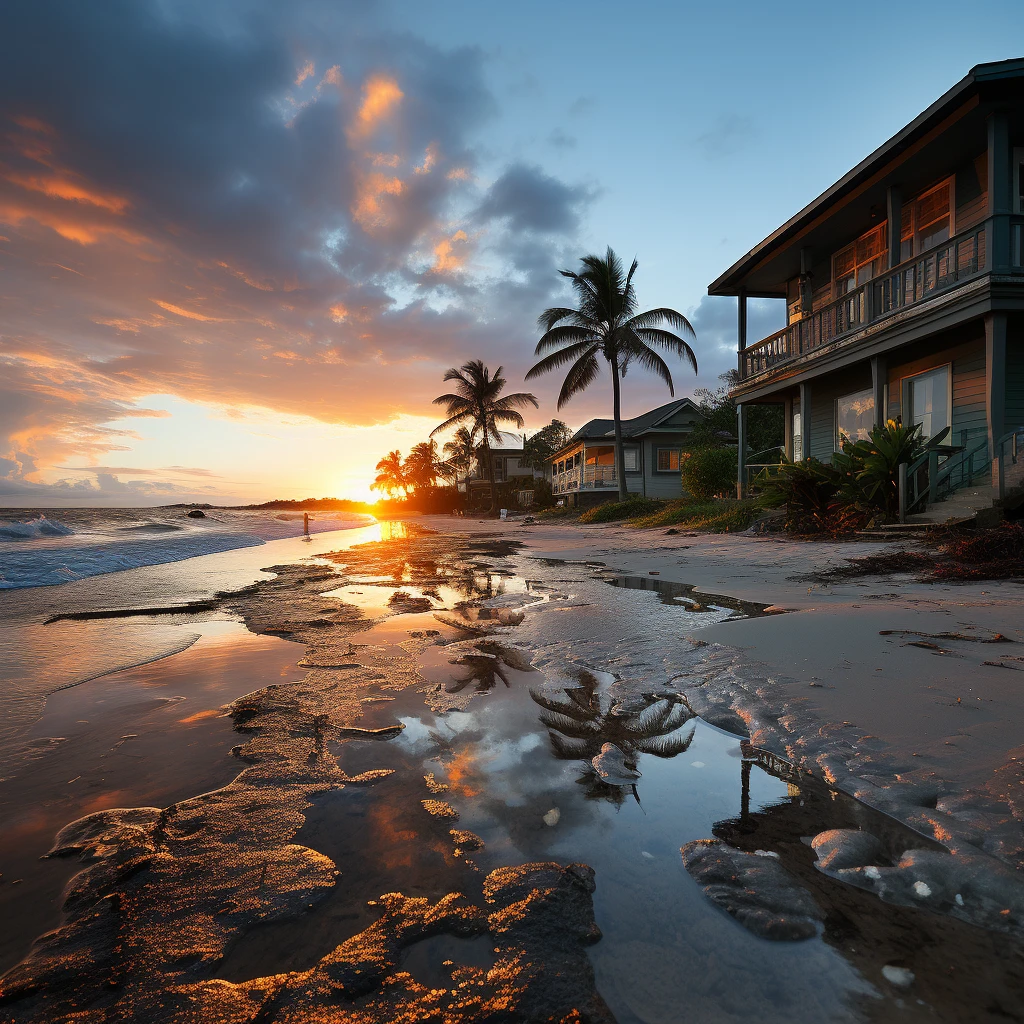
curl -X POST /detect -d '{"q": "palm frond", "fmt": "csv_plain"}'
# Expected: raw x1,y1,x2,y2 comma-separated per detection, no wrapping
525,340,599,379
557,351,601,409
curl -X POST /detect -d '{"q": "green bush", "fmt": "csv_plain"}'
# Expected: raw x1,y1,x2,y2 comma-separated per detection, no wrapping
629,498,763,533
832,419,925,519
758,459,847,534
680,447,737,499
579,496,666,523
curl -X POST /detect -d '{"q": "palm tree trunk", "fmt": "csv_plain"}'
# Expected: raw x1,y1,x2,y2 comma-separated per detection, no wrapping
611,355,628,502
483,436,497,515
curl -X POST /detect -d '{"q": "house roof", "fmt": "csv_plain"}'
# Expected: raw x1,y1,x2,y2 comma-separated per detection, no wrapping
551,398,702,459
707,58,1024,298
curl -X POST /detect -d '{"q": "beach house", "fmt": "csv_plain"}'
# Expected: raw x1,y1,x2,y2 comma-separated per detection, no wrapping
710,58,1024,517
547,398,705,507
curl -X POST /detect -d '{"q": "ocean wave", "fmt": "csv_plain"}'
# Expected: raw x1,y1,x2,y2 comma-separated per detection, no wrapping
0,533,266,589
0,515,76,541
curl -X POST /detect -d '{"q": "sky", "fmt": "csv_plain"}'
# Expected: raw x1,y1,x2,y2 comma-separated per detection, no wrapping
0,0,1018,506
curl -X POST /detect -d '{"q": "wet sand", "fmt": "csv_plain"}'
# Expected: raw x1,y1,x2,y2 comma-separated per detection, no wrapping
2,519,1024,1022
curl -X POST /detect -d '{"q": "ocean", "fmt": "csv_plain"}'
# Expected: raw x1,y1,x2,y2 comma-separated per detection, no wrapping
0,506,375,589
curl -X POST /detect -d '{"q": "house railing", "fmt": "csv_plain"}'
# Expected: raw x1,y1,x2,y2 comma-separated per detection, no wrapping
741,223,988,380
897,427,990,521
582,465,618,488
995,425,1024,501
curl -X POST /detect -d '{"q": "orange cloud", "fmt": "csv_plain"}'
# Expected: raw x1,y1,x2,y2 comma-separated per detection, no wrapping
12,115,55,136
6,172,130,213
294,60,315,86
215,261,274,291
431,230,469,273
370,152,400,168
351,171,404,232
414,143,438,175
152,299,230,322
329,303,348,323
446,167,470,181
320,65,342,89
349,75,403,139
0,201,145,245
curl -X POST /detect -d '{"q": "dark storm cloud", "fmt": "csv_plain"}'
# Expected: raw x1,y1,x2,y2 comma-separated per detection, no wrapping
0,0,595,489
475,164,590,234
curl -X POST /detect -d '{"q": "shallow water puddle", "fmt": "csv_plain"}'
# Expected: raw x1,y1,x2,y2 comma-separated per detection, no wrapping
605,573,783,618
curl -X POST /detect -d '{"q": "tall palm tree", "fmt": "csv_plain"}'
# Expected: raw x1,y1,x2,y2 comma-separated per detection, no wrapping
431,359,538,514
404,440,442,491
442,426,477,512
371,450,406,499
526,247,698,501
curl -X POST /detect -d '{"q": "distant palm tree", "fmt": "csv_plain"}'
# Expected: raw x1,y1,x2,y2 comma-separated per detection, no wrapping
372,450,406,499
442,426,477,512
526,247,698,501
431,359,537,513
404,440,442,491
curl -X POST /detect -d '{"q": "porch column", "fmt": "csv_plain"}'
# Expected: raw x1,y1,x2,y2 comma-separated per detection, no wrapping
799,382,812,461
988,111,1012,272
986,312,1007,488
871,356,887,428
784,396,794,460
736,403,747,499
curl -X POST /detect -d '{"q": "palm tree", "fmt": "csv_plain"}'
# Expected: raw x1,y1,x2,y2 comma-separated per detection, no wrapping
442,426,477,512
431,359,538,514
404,440,442,491
371,450,406,499
526,247,698,501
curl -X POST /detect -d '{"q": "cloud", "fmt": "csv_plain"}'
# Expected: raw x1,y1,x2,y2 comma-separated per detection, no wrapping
475,164,590,234
0,0,596,489
693,113,755,159
685,294,785,381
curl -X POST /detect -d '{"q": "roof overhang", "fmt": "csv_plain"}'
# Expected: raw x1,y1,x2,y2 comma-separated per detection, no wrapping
707,58,1024,299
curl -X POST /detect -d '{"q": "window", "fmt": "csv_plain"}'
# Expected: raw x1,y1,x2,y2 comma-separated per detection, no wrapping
656,448,681,472
792,401,802,461
901,182,951,260
833,224,887,296
574,452,582,467
623,449,639,472
835,389,874,448
1016,148,1024,213
904,366,951,442
585,446,615,467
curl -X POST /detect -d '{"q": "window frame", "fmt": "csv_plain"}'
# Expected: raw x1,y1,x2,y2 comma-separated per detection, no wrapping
834,388,875,451
900,178,954,261
623,447,640,473
655,447,682,473
901,363,953,443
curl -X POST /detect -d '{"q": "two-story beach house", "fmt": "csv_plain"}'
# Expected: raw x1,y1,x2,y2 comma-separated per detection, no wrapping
711,58,1024,518
548,399,705,507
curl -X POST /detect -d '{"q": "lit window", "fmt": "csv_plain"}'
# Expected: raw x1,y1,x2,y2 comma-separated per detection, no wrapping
657,449,680,472
835,389,874,448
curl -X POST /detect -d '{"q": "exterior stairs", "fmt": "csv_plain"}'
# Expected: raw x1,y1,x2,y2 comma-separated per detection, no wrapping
857,484,998,538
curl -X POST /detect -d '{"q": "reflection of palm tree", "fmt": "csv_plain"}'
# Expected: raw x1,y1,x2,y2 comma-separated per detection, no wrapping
531,673,695,802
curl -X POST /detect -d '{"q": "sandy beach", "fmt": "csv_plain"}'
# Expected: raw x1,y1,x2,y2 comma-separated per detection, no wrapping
2,516,1024,1023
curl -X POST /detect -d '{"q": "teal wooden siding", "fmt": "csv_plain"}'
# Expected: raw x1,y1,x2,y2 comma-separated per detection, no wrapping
950,351,988,445
1007,334,1024,431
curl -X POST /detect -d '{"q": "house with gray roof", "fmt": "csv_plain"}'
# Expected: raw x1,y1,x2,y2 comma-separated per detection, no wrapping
548,398,704,507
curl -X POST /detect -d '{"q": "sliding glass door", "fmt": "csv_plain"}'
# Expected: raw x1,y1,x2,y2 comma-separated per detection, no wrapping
905,365,950,441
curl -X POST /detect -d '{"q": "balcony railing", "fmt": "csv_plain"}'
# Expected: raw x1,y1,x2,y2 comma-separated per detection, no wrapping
582,465,617,488
552,464,621,493
740,223,988,380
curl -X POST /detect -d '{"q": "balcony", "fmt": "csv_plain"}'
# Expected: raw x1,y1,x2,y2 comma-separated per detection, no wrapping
738,221,1009,381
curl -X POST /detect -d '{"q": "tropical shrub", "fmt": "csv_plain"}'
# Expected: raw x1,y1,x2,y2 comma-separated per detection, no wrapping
680,447,737,499
759,420,927,534
832,419,925,519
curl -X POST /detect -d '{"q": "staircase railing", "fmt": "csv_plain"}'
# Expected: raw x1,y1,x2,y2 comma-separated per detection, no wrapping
995,425,1024,501
743,445,785,493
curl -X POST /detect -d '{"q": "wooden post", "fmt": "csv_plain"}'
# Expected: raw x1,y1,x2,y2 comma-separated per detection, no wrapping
736,403,747,498
986,312,1007,489
799,382,812,461
871,356,887,428
737,288,748,352
784,396,794,461
886,186,902,269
